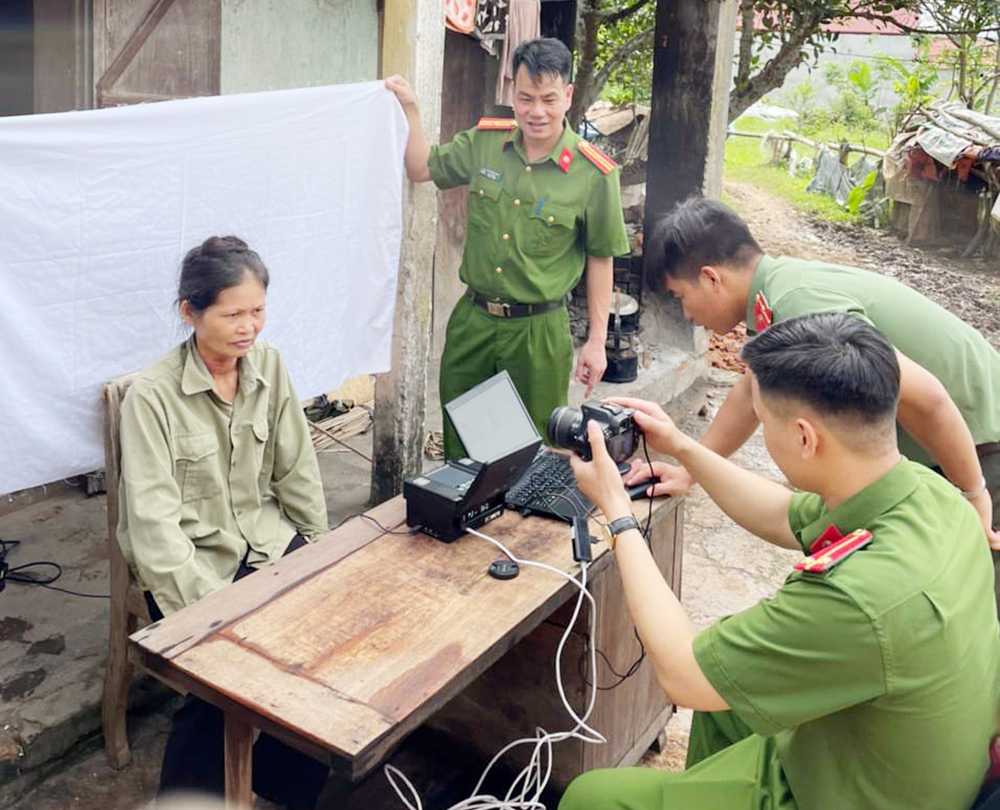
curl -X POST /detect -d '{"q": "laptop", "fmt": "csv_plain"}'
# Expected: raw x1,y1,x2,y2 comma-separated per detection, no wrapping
445,372,594,523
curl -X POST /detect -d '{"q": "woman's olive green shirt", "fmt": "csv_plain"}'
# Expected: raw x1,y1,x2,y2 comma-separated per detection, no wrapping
117,338,328,616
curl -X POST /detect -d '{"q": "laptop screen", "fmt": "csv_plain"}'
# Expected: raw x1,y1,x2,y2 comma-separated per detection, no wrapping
445,371,541,463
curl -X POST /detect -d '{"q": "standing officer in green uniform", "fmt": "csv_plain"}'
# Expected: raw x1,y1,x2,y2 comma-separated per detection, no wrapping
629,196,1000,558
386,38,630,457
564,314,1000,810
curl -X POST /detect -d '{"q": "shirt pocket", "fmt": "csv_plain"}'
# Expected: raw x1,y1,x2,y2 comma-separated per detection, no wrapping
525,203,576,259
251,417,273,473
173,431,221,503
468,175,502,232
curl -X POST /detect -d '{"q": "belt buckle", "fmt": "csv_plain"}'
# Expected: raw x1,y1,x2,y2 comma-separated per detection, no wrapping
486,300,510,317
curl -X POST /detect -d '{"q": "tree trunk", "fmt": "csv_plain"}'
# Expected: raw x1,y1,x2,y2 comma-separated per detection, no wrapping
736,0,755,89
727,11,823,122
570,0,603,128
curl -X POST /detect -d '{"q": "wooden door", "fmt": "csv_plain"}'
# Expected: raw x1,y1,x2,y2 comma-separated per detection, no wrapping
93,0,220,107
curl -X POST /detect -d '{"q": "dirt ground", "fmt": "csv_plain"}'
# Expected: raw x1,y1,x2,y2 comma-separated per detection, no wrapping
729,181,1000,348
9,180,1000,808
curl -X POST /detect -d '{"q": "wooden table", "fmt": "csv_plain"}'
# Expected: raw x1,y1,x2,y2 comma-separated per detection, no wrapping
131,493,683,805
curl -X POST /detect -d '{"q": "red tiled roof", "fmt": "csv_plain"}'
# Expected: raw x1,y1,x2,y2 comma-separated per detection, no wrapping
927,35,996,62
736,9,919,35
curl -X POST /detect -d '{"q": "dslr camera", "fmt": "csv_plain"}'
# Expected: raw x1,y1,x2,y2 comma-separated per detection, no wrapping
547,401,640,463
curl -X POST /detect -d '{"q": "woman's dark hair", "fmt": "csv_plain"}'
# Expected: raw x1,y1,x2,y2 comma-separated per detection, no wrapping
741,313,900,426
177,236,269,314
511,38,573,85
645,196,762,288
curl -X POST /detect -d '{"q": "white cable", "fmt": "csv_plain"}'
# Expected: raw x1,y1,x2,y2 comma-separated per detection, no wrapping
383,526,606,810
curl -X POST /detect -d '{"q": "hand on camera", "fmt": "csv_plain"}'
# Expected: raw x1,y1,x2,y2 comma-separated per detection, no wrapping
570,422,632,519
606,397,687,457
623,459,694,498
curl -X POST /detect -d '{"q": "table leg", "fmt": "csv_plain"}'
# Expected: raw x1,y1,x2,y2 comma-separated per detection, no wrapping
224,712,253,808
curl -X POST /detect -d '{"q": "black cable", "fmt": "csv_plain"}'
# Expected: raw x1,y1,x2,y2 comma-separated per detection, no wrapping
569,437,658,690
358,513,419,536
0,539,109,599
642,434,654,541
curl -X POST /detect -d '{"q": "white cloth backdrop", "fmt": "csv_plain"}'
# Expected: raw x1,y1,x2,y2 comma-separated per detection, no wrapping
0,81,407,494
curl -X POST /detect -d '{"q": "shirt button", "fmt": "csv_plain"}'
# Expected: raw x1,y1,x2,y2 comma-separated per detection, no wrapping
494,266,503,274
525,165,532,173
478,189,484,196
513,198,521,206
501,233,510,241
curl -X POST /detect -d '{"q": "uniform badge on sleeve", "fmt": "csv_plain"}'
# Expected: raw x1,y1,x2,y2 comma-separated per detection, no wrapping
753,291,773,332
795,528,873,574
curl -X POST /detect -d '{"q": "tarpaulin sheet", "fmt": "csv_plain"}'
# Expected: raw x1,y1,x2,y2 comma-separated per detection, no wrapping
0,81,407,494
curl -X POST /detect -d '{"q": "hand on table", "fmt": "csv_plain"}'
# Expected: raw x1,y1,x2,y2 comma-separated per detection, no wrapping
623,459,694,498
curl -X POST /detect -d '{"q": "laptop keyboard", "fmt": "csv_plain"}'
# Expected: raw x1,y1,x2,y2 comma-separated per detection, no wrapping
505,451,593,519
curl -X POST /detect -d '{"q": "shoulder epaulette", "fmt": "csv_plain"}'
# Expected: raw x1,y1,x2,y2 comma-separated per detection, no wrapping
795,529,872,574
753,291,773,332
476,117,517,131
577,140,617,174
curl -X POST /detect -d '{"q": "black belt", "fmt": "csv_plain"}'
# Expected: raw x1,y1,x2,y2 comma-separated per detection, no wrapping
978,441,1000,459
466,289,563,319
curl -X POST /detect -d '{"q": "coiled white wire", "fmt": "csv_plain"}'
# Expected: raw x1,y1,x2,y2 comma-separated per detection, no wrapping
383,526,605,810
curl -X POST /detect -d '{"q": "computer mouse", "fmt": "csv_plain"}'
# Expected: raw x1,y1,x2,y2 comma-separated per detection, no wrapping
626,479,657,500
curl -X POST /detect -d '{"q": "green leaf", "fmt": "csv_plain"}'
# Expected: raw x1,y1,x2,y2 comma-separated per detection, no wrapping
846,170,878,214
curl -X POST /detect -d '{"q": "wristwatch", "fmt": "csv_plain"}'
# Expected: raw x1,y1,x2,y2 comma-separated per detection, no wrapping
603,516,640,550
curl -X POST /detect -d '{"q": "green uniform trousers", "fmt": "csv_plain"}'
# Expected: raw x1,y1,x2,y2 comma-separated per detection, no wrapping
440,295,573,459
558,711,795,810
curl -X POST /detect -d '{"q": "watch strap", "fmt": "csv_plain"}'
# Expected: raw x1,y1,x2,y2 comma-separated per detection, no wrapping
607,516,640,549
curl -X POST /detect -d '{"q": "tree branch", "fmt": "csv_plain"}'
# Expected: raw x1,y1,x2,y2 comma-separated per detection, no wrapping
602,0,654,26
728,9,825,122
737,0,756,88
590,24,655,97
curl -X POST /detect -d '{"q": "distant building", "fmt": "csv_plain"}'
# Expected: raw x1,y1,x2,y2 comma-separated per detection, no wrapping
735,10,921,110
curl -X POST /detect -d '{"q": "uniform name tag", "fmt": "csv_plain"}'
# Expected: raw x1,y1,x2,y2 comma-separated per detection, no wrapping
479,167,502,182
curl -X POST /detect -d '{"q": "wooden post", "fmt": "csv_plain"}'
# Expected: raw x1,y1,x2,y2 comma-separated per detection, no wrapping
645,0,735,228
642,0,735,355
371,0,445,504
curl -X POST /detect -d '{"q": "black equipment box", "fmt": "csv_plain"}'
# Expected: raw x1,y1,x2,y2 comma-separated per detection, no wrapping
403,371,541,542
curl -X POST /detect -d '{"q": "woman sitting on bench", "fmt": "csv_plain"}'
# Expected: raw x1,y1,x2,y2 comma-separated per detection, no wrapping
117,235,330,808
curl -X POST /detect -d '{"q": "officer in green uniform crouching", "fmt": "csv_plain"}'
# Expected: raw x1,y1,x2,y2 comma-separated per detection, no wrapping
566,313,1000,810
629,196,1000,571
386,38,629,457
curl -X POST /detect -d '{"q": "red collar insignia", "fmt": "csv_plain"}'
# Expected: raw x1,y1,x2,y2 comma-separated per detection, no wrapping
558,147,574,173
796,529,872,574
807,524,843,555
753,291,773,332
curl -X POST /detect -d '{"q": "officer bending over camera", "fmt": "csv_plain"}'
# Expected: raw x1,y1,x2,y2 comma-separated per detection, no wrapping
563,313,1000,810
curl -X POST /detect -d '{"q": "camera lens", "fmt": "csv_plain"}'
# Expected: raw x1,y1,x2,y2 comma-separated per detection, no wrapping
547,406,580,452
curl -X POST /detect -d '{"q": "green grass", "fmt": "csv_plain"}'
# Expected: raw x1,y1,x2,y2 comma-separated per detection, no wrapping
724,116,889,224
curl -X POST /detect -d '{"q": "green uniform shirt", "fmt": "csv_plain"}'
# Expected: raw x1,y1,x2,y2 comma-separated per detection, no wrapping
428,121,630,304
118,338,328,616
746,255,1000,465
693,460,1000,810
